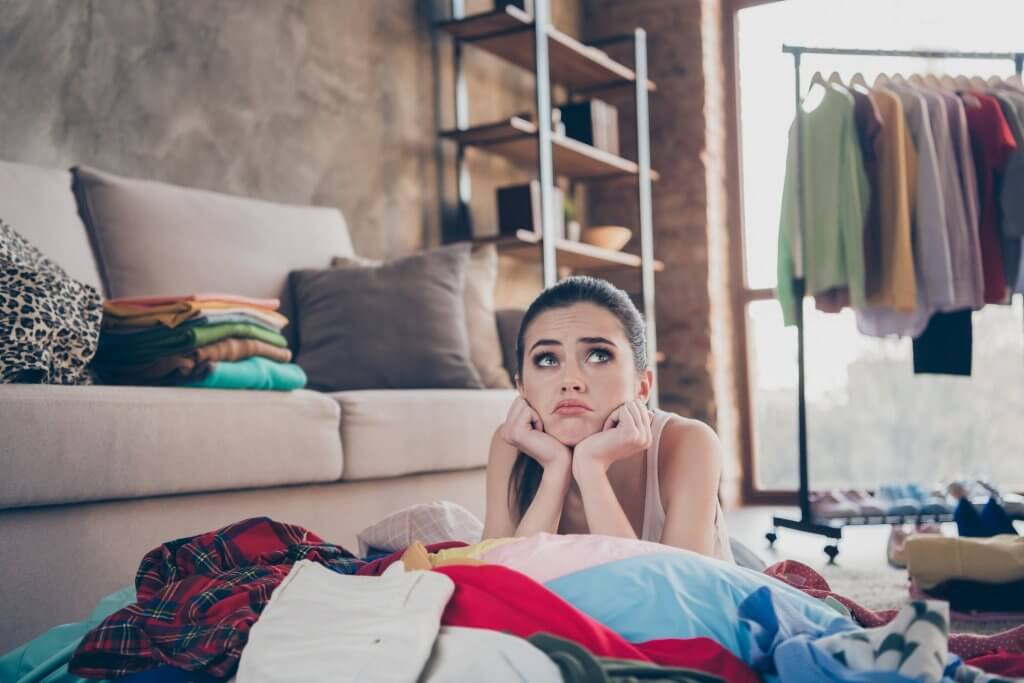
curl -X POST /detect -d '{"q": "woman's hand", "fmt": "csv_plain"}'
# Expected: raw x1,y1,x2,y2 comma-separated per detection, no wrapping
572,399,653,480
500,396,572,470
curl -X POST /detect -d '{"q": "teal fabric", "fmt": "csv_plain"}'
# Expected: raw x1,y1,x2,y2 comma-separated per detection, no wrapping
0,586,134,683
183,357,307,391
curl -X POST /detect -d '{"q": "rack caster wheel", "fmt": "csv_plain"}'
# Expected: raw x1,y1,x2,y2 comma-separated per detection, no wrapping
824,544,840,563
766,530,778,547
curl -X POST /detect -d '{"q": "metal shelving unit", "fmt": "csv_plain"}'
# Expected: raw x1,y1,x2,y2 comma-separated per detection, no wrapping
438,0,661,405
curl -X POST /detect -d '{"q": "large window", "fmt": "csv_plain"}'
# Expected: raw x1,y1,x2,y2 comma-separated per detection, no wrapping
734,0,1024,494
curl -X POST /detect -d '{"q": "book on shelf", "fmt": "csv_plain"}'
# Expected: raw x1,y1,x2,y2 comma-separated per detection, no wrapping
555,99,619,156
495,181,564,239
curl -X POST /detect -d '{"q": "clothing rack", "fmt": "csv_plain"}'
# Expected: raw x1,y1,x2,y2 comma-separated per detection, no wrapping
767,44,1024,561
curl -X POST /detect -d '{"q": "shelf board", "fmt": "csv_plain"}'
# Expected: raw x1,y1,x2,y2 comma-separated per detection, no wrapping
437,6,656,93
441,116,659,181
480,229,664,272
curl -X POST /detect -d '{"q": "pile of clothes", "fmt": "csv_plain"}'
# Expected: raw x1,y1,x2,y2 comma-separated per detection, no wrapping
3,518,1023,683
94,294,306,391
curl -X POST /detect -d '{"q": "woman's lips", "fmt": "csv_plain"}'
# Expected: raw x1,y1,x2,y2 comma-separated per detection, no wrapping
554,405,591,416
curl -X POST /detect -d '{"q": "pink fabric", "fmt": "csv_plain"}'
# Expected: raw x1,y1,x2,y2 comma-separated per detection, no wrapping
104,293,280,310
480,532,673,584
765,560,1024,658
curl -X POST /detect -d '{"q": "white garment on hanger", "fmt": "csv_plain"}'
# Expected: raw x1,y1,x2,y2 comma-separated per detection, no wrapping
236,560,453,683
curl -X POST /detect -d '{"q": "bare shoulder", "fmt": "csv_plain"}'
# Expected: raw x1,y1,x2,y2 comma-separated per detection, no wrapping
657,414,723,476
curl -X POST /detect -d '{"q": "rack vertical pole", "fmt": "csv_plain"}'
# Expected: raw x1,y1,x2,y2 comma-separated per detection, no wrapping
452,0,471,241
532,0,557,288
634,28,659,409
791,49,811,523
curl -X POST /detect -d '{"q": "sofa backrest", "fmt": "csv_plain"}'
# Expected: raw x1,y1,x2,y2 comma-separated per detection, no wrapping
71,165,356,349
0,160,106,293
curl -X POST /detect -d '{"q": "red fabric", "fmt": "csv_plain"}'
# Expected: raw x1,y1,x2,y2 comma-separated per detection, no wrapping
355,540,467,576
963,92,1017,304
765,559,1024,659
764,560,899,627
966,650,1024,677
433,563,759,683
69,517,360,679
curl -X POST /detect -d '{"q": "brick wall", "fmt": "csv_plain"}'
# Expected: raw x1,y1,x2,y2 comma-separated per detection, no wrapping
582,0,741,503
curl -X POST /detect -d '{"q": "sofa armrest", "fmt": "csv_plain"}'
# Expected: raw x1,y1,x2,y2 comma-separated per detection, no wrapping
495,308,525,385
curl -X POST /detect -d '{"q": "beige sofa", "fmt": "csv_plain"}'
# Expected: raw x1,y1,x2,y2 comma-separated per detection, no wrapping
0,160,516,652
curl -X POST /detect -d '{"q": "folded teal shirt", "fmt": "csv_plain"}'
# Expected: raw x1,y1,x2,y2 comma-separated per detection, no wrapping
0,585,134,683
183,357,307,391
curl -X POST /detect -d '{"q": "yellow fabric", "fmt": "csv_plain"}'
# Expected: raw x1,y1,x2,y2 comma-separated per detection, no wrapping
906,534,1024,590
867,88,917,311
429,537,521,565
103,301,285,328
400,541,491,572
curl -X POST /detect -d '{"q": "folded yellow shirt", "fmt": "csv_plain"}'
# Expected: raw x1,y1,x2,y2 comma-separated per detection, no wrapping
906,534,1024,590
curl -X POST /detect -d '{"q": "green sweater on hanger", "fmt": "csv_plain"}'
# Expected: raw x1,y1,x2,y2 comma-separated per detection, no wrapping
777,84,870,326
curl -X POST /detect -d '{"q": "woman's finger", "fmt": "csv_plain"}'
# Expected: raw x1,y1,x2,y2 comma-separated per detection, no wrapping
603,405,623,431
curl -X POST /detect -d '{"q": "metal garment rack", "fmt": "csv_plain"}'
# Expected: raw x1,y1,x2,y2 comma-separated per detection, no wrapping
768,44,1024,562
443,0,660,406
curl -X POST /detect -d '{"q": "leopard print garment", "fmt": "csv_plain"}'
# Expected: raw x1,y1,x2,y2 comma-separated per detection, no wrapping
0,219,103,384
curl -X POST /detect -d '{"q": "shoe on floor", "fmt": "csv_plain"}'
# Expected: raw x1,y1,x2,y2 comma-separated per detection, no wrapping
877,484,920,516
843,489,886,516
810,490,860,519
887,525,911,568
905,483,951,515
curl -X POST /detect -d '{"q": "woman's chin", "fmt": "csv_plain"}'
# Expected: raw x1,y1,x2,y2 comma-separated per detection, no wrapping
547,422,599,447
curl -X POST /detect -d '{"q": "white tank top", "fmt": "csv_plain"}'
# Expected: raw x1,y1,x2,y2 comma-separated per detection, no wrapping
640,410,735,563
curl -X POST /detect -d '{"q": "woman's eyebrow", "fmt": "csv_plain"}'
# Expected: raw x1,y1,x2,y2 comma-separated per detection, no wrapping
529,338,562,352
578,336,616,346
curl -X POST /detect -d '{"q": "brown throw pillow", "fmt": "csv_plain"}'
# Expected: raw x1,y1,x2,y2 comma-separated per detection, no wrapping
332,244,512,389
291,243,484,391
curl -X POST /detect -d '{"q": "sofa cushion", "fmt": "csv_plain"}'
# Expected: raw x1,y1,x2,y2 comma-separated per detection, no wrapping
71,165,356,350
0,384,343,510
292,244,484,391
331,389,516,480
0,160,104,292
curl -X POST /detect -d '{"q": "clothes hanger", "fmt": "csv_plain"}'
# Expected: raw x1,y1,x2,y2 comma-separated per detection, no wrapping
970,75,989,89
955,74,973,89
850,72,868,87
939,74,958,91
803,71,829,111
908,73,926,86
923,73,942,89
988,75,1005,88
873,72,890,87
1007,73,1024,89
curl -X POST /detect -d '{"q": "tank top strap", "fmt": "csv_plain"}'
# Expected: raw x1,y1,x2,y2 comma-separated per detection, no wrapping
640,409,673,542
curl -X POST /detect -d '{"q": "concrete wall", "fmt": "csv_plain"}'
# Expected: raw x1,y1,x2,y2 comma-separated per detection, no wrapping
0,0,578,272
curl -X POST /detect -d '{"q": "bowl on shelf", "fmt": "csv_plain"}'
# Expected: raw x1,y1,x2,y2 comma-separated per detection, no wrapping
580,225,632,251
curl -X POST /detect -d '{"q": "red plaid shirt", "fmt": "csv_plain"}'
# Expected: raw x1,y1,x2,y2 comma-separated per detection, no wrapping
69,517,361,679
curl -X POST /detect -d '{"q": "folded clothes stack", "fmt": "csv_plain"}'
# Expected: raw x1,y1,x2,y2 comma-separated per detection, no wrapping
95,293,306,391
906,534,1024,617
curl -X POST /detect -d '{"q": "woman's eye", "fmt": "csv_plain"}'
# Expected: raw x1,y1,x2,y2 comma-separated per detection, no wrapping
587,349,612,363
534,353,558,368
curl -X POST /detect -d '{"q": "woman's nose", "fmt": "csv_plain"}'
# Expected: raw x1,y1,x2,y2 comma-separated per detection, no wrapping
561,368,586,393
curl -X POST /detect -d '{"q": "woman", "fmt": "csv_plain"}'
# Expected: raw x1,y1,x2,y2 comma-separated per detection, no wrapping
483,276,734,562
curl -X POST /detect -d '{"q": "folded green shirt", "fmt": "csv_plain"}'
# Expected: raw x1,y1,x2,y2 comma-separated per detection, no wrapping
183,357,307,391
97,323,288,364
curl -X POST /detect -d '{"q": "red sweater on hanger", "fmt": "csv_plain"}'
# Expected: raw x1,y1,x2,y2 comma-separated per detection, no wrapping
963,92,1017,304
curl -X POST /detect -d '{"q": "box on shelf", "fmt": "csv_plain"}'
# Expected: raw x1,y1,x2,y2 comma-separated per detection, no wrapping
495,181,564,239
555,99,619,156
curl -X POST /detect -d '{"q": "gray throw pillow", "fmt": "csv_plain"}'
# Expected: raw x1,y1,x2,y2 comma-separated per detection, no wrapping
290,243,485,391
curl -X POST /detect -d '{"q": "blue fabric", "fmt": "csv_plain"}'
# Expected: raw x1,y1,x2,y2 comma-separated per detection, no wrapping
544,551,851,666
744,588,970,683
0,586,134,683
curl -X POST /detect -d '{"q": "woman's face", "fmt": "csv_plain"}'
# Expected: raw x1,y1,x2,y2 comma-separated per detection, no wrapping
518,302,651,447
